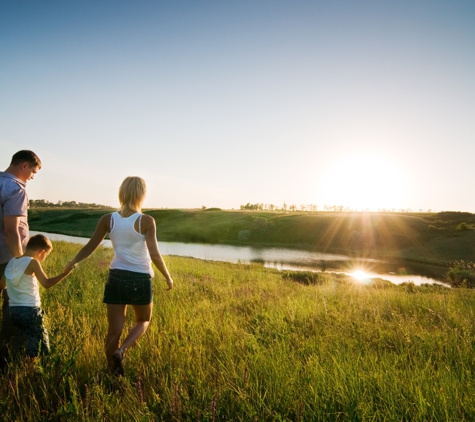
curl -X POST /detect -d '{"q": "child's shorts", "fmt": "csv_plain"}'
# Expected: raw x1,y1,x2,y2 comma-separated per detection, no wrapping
103,269,153,305
9,306,50,357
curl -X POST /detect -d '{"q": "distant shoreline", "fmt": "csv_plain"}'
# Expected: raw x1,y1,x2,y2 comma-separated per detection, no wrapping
29,208,475,270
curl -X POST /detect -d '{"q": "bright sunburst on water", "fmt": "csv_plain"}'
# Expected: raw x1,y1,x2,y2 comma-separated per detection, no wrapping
349,269,376,285
351,270,368,281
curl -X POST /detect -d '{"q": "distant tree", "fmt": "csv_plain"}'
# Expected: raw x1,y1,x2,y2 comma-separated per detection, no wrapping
456,222,469,231
252,217,269,232
240,203,264,211
29,199,109,209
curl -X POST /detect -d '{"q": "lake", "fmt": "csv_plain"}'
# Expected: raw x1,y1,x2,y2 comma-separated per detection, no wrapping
31,231,449,287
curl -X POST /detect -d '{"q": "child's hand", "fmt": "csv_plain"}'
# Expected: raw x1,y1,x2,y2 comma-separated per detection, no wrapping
165,277,174,290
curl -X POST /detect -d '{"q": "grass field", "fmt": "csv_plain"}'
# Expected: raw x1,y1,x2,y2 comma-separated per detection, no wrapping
1,241,475,420
29,208,475,267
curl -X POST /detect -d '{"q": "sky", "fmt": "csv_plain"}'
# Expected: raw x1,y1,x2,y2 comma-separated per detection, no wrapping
1,0,474,212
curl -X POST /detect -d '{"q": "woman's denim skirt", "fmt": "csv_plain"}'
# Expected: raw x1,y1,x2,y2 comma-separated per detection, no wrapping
103,269,153,305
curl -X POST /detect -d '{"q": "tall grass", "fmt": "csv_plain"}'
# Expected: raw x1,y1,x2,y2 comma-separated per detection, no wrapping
1,241,475,420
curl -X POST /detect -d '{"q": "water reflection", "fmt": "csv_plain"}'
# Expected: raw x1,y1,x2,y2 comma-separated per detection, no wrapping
31,231,449,286
274,264,448,287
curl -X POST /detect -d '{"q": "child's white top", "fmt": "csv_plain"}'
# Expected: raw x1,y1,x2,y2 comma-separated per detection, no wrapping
5,256,41,307
109,212,154,276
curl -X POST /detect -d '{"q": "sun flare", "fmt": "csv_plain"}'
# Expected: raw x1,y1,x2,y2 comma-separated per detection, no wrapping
321,152,406,210
351,270,368,281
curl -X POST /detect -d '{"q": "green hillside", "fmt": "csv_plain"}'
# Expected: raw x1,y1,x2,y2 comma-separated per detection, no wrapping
29,209,475,266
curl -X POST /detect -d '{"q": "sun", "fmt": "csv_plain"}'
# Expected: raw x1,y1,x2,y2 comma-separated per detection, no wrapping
321,152,406,211
352,270,367,281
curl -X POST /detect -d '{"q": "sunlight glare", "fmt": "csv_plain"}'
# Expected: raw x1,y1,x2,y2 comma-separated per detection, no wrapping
321,152,407,211
352,270,367,281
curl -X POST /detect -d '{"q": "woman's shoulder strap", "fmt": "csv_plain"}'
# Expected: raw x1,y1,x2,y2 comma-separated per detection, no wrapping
109,212,119,231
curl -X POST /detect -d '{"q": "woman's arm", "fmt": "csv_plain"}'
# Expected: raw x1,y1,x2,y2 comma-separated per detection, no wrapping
143,215,173,290
67,214,111,268
30,259,75,289
0,275,5,290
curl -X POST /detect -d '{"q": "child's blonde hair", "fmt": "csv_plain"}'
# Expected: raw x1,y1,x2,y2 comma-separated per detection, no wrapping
118,176,147,212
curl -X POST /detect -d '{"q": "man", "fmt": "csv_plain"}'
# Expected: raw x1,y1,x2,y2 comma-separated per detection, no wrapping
0,150,41,361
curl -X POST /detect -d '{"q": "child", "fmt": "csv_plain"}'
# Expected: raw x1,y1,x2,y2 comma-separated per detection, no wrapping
0,234,75,358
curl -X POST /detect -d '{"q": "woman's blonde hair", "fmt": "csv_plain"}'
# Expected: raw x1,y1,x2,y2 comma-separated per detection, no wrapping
118,176,147,212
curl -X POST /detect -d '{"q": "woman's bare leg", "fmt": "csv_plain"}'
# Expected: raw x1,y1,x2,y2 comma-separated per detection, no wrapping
106,304,127,368
119,303,153,353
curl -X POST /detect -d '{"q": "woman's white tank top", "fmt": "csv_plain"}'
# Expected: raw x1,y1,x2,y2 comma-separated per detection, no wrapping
5,256,41,307
109,212,154,276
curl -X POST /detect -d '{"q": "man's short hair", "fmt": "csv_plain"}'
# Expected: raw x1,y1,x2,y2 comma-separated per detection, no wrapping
26,234,52,252
10,150,42,168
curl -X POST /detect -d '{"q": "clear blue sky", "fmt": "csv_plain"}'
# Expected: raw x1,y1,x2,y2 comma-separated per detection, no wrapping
1,0,474,211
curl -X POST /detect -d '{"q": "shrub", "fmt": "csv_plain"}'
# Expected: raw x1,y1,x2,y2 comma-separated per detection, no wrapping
447,260,475,287
237,229,251,241
252,217,269,232
400,281,417,293
283,271,329,285
456,222,469,231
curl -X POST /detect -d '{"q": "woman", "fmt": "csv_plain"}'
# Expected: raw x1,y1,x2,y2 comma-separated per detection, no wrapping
67,177,173,375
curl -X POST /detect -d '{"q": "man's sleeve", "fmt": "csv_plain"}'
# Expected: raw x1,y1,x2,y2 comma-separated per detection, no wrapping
3,188,28,217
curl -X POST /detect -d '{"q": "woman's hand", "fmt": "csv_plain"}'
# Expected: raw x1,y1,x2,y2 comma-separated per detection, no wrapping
63,261,77,274
165,277,174,290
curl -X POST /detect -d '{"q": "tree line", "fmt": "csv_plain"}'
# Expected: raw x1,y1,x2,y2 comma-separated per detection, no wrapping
240,202,432,213
29,199,110,209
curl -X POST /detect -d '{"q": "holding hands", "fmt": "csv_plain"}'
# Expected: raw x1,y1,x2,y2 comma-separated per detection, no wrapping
63,261,77,274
